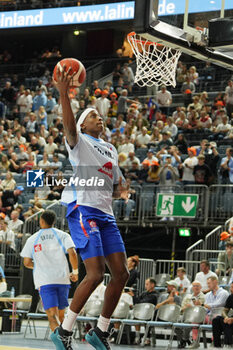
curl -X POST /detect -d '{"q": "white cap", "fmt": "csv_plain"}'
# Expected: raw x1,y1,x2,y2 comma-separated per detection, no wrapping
76,108,96,132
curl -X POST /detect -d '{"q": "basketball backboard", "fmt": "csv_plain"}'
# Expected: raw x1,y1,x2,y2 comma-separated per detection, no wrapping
133,0,233,71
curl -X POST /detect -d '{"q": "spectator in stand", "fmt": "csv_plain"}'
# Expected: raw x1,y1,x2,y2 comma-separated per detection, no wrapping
112,63,123,88
45,92,56,126
32,88,47,112
159,146,181,168
0,155,10,173
210,114,231,140
157,131,173,151
156,280,181,309
216,241,233,276
117,136,134,155
52,97,63,120
212,282,233,349
0,172,16,191
125,153,140,170
163,117,178,139
157,85,172,117
9,153,21,174
26,112,39,134
193,154,213,186
188,96,202,112
175,111,189,130
176,281,205,349
225,80,233,118
44,136,58,155
138,160,150,184
198,141,219,184
122,63,134,93
12,130,26,148
8,210,23,250
136,127,150,148
90,80,99,95
174,134,188,154
203,276,229,328
181,76,196,94
159,155,179,186
117,89,137,117
180,147,198,185
37,105,48,130
149,127,162,146
176,61,187,86
50,154,63,173
1,81,15,109
95,90,111,120
30,179,51,206
0,125,6,142
113,178,136,221
129,277,158,345
218,231,231,251
126,255,139,288
198,111,212,131
127,160,140,182
187,108,199,131
0,220,16,253
220,148,233,184
118,152,128,170
147,161,160,183
38,152,51,171
188,66,199,86
174,267,191,295
108,93,118,119
35,79,48,95
17,89,33,122
2,134,13,150
29,136,41,155
21,154,36,173
143,149,159,165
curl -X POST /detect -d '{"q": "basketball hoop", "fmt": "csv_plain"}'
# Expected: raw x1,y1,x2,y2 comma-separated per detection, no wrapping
127,32,182,88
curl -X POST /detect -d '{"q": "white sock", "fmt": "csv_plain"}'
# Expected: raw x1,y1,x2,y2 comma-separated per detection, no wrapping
97,315,110,333
62,308,78,332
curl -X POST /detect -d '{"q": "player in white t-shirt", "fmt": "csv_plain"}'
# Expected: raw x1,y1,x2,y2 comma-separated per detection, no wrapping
51,67,129,350
20,210,78,333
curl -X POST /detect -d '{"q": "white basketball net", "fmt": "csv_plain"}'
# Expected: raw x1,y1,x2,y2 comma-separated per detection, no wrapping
128,32,182,87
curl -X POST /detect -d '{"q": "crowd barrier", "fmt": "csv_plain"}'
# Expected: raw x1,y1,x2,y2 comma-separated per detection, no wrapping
115,184,233,225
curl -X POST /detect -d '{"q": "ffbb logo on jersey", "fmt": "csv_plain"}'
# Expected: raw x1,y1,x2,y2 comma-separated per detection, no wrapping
26,169,45,188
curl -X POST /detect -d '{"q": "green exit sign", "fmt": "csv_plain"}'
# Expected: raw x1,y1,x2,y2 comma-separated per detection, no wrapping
179,228,191,237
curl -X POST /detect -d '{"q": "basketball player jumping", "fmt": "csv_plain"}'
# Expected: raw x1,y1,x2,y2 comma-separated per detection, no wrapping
50,66,129,350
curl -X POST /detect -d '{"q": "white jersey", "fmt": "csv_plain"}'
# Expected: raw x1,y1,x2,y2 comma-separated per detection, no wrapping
20,228,75,289
62,133,121,215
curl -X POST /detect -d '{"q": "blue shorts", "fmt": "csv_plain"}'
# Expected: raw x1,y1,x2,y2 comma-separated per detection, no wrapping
66,203,125,261
39,284,70,310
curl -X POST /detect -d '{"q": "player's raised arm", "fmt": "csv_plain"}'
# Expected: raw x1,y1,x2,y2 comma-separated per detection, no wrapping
53,66,78,148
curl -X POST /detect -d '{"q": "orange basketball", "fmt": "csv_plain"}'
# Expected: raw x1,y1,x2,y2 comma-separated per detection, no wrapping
53,58,86,87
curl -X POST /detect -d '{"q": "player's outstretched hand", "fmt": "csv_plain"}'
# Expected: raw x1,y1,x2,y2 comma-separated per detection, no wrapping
53,65,76,94
69,272,78,283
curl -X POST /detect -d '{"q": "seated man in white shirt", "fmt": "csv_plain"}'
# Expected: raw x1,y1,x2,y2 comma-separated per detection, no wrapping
136,127,151,148
195,260,218,294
